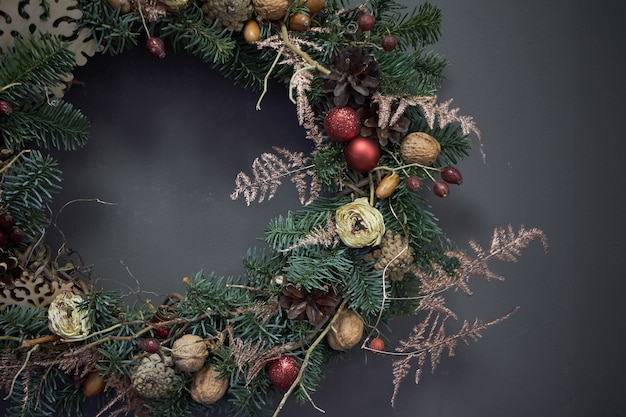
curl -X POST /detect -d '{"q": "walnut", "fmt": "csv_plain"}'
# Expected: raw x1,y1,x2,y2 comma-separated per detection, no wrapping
400,132,441,166
172,334,209,372
326,309,364,351
252,0,289,20
201,0,255,32
190,364,229,404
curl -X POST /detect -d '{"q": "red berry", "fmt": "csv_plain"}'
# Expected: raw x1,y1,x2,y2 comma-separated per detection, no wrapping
433,182,449,198
153,326,170,338
0,100,13,116
9,228,25,244
440,166,463,185
324,106,361,142
146,37,166,59
357,14,375,31
369,337,385,352
0,213,14,230
405,176,422,192
138,338,161,353
381,35,397,51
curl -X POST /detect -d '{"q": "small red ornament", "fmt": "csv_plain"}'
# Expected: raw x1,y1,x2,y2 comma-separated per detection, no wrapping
344,136,381,171
357,14,375,31
433,182,449,198
267,355,300,390
381,35,397,51
369,337,385,352
324,106,361,142
0,100,13,116
440,166,463,185
146,37,166,59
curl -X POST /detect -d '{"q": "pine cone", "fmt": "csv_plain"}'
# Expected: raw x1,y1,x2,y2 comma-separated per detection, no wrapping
321,47,381,108
364,231,414,281
0,249,23,289
358,104,411,147
279,282,341,327
200,0,255,31
131,353,175,399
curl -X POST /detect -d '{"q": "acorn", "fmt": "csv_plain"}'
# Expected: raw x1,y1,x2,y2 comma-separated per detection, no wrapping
400,132,441,166
375,172,401,199
289,12,311,32
82,371,106,398
301,0,325,14
243,20,261,44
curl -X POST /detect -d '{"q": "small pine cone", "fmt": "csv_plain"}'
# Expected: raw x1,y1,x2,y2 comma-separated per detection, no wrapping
364,231,414,281
132,353,175,399
358,105,410,146
201,0,255,31
321,47,381,108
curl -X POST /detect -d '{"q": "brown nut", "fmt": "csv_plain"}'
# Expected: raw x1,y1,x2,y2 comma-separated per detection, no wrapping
400,132,441,166
326,309,364,351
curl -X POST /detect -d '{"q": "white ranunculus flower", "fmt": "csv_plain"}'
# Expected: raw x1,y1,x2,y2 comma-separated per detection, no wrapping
335,197,385,248
48,292,92,341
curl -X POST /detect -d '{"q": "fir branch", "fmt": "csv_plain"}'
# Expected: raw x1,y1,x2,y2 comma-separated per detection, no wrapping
0,34,76,103
279,212,340,252
231,146,320,206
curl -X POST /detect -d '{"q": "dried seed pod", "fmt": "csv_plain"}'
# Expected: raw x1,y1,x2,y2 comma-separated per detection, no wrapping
400,132,441,166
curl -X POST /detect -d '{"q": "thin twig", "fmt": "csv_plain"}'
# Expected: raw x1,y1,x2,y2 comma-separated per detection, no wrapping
256,47,284,110
279,23,330,76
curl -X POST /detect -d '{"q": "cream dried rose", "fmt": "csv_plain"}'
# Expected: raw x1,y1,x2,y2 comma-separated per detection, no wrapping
335,198,385,248
48,293,92,341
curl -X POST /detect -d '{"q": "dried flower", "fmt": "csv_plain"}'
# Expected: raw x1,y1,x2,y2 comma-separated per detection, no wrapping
335,198,385,248
48,293,91,341
279,282,341,327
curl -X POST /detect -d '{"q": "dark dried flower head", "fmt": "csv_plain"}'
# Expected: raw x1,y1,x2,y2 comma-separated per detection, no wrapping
322,47,381,108
279,282,341,326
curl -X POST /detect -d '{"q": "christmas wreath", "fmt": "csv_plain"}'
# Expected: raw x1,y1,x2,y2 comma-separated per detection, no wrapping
0,0,547,416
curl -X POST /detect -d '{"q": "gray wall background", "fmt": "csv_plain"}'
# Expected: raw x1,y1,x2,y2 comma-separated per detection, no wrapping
14,0,626,416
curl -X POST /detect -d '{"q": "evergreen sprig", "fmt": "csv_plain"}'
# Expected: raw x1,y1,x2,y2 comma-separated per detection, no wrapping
75,0,140,55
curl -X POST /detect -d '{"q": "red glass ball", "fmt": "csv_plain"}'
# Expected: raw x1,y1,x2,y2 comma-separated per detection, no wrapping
344,136,381,172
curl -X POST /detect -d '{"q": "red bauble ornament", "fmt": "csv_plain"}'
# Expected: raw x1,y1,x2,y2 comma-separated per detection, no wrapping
344,136,381,171
267,355,300,390
146,37,166,58
324,106,361,142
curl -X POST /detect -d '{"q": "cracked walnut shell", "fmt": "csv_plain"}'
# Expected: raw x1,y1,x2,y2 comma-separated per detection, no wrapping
172,334,209,372
191,364,229,404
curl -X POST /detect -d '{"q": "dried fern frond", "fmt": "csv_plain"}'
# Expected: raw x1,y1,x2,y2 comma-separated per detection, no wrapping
230,146,321,206
389,224,547,405
279,211,339,252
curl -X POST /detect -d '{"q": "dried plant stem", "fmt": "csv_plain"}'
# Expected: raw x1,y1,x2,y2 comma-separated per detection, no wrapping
20,334,60,348
3,345,38,400
280,23,330,76
0,149,31,174
226,284,271,295
0,82,21,93
256,47,284,110
272,301,346,417
136,0,151,38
